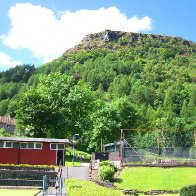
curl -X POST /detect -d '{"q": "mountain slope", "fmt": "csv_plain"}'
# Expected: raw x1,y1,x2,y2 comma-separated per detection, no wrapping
0,30,195,151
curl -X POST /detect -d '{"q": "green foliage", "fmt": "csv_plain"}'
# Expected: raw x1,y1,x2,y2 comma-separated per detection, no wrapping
0,64,36,83
16,73,95,140
98,164,115,181
180,184,196,196
0,99,9,115
99,161,117,172
0,31,195,151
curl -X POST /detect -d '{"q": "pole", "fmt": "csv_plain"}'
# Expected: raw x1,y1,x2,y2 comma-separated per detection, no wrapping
120,129,123,165
72,135,74,166
194,128,196,147
72,134,79,166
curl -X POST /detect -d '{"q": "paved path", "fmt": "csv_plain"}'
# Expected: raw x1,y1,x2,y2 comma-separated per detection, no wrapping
62,165,89,180
40,164,90,195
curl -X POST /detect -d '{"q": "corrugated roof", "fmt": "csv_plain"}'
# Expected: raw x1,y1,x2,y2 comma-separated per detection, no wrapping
0,137,69,143
0,116,16,125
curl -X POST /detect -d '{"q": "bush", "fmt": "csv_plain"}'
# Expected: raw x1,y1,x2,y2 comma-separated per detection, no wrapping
180,184,196,196
99,161,117,172
98,165,115,181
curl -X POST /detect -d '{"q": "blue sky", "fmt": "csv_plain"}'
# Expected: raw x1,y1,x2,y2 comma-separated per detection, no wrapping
0,0,195,71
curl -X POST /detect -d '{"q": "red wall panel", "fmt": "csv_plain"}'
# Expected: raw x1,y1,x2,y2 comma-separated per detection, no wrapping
0,148,19,164
19,143,57,165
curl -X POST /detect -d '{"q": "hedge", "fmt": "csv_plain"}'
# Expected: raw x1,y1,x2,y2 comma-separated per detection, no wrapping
0,170,57,180
180,184,196,196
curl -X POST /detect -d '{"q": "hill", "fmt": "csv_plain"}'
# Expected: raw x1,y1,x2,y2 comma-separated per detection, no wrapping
0,30,195,151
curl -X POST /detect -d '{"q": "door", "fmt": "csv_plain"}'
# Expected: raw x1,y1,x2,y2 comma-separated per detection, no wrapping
57,150,64,166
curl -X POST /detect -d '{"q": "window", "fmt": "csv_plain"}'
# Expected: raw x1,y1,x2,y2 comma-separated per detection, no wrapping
5,141,12,148
20,142,42,149
13,142,19,148
0,141,19,148
28,143,34,149
50,143,56,150
58,144,64,150
50,143,65,150
0,141,4,148
35,143,42,149
20,142,27,149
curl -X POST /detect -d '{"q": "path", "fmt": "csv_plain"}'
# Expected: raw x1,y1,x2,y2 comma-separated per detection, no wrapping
39,164,90,195
62,163,90,180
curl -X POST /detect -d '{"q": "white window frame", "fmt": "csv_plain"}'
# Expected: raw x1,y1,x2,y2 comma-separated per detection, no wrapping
4,141,13,148
50,143,65,150
0,141,19,148
20,142,42,149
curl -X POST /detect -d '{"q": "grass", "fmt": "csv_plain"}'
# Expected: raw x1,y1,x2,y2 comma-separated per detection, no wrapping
0,189,39,196
66,178,123,196
115,167,196,191
65,147,90,167
65,179,180,196
65,157,81,167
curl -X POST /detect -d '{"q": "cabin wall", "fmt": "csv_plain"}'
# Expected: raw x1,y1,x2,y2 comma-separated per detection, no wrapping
0,142,60,165
19,143,57,165
0,148,18,164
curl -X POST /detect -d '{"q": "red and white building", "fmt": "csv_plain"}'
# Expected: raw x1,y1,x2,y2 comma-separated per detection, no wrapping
0,137,69,165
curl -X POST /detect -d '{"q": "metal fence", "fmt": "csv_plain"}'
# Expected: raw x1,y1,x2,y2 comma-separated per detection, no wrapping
42,165,64,196
122,147,196,163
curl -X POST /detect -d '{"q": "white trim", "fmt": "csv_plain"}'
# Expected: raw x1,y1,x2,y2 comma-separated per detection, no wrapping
50,143,65,150
4,141,13,148
20,142,43,149
0,141,19,148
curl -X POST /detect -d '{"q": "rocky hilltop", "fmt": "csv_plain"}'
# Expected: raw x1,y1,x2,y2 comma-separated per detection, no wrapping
66,30,195,53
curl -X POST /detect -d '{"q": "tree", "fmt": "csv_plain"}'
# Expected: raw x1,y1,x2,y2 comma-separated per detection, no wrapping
87,100,120,152
16,73,95,139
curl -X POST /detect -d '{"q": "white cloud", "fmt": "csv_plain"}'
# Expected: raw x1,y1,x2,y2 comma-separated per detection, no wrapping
1,3,152,63
0,52,21,69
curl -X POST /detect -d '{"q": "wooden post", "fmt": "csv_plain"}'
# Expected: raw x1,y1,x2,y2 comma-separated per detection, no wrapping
120,129,123,165
157,129,161,156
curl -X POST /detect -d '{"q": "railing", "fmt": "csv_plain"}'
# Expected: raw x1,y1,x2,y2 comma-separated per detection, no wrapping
42,165,64,196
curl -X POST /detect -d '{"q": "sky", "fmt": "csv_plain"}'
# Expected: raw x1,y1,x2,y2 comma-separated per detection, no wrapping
0,0,195,71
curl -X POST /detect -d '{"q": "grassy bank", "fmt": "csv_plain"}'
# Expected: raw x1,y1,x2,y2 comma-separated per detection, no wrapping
65,147,90,167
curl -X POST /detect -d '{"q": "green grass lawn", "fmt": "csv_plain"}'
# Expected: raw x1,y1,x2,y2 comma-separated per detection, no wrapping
115,167,196,191
65,179,180,196
66,178,123,196
0,189,39,196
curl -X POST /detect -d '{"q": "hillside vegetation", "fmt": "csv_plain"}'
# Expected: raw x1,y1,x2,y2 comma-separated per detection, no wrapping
0,30,195,152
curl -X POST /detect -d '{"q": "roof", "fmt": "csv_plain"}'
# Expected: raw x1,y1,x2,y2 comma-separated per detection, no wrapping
0,116,16,126
0,137,69,143
103,141,121,147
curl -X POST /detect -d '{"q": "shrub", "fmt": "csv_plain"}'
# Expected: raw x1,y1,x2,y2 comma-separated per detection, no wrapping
180,184,196,196
98,165,115,181
99,161,117,172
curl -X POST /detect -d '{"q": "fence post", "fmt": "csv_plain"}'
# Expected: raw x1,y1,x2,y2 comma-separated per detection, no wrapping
42,175,46,196
194,128,196,147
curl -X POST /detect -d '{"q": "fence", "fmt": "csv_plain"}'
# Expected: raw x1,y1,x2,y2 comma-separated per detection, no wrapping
120,128,196,164
122,147,196,164
42,165,64,196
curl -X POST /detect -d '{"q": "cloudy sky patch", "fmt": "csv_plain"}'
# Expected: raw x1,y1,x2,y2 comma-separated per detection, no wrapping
1,3,152,63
